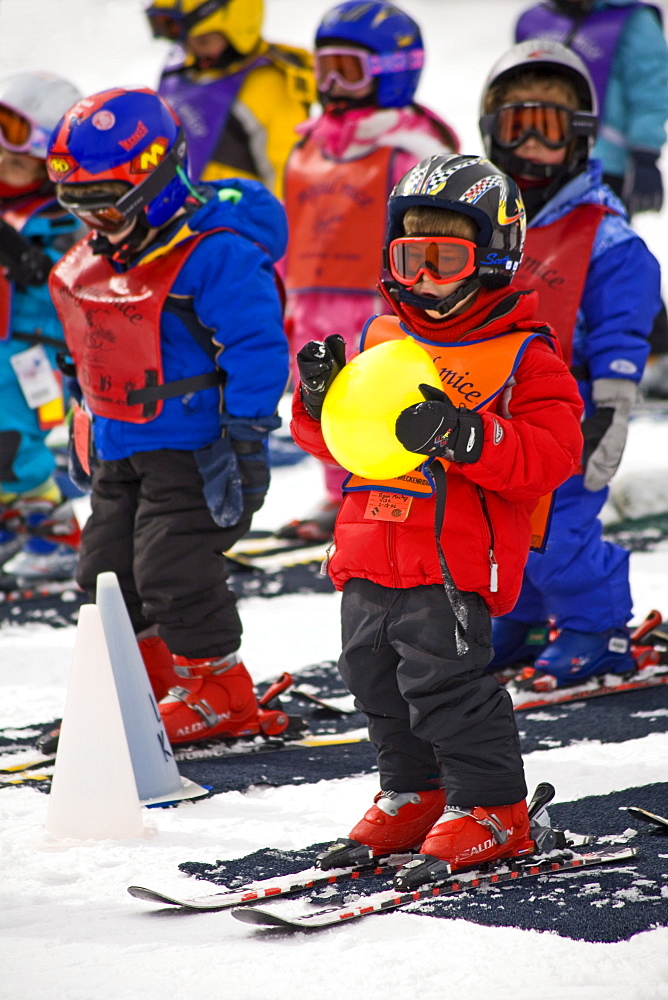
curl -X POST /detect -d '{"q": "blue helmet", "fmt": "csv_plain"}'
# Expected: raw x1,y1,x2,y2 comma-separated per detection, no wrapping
315,1,424,108
47,87,190,229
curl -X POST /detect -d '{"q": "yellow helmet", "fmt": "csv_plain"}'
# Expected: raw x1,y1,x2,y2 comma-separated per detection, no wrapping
179,0,264,55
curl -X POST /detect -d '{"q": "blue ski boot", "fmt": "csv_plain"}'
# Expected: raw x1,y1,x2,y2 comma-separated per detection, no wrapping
530,627,635,690
488,617,550,670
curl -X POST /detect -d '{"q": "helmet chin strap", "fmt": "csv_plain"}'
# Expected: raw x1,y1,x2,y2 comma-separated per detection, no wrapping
319,82,379,114
89,213,151,263
494,147,566,181
493,144,586,186
393,275,481,316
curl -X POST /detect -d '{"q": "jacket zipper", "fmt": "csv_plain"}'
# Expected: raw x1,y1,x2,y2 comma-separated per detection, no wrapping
477,486,498,593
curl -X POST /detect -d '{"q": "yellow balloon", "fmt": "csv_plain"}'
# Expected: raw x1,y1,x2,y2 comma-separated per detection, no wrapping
321,336,442,480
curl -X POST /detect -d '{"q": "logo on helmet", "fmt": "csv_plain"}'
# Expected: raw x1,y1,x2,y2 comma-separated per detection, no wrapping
119,121,149,151
131,137,169,173
92,110,116,131
47,155,76,180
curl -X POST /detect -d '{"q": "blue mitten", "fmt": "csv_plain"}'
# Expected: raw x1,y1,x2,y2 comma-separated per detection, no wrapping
195,435,243,527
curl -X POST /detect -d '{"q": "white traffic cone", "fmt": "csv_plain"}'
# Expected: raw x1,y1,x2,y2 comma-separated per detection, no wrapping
46,603,145,840
95,572,207,806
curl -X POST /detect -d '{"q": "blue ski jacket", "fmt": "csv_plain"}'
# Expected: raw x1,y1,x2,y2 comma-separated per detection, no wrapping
0,202,81,493
88,178,289,462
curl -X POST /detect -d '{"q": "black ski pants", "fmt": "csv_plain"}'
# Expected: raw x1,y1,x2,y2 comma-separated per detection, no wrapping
338,578,527,808
77,449,253,658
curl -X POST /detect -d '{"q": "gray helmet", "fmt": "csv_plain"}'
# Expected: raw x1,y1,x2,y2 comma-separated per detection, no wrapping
479,40,598,180
0,71,82,158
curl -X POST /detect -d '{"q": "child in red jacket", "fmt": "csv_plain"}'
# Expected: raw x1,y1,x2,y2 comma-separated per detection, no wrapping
290,154,583,878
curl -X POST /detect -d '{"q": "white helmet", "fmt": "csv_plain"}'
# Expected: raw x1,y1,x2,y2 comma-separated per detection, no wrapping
0,71,82,159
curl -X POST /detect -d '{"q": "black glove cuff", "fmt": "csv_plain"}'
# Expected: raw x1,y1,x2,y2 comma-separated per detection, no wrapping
448,409,484,463
301,385,325,421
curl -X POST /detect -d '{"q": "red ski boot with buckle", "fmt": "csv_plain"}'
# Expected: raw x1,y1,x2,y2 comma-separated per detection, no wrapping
351,789,446,852
419,800,533,871
138,636,180,702
318,789,446,869
159,652,291,744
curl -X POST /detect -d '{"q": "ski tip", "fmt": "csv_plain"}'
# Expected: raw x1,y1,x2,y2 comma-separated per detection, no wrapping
626,806,668,829
127,885,177,905
231,905,298,929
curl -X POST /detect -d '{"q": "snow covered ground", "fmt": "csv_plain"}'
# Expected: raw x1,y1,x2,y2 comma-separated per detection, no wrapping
1,1,668,998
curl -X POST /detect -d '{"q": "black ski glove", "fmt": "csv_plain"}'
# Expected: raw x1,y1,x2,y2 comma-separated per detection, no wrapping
0,218,53,286
623,150,664,215
297,334,346,420
395,383,483,463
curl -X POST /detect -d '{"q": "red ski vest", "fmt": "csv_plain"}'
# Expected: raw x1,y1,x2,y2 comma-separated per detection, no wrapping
344,314,555,550
49,229,222,422
0,196,56,342
513,204,608,367
284,141,394,294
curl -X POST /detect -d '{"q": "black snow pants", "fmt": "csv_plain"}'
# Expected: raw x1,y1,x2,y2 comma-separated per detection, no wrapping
338,578,527,808
76,449,254,658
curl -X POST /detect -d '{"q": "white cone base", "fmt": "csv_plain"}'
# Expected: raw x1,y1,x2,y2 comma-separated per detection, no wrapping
142,775,210,808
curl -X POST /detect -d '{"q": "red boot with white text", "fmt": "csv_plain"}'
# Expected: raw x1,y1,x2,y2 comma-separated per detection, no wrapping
159,652,288,744
417,800,533,874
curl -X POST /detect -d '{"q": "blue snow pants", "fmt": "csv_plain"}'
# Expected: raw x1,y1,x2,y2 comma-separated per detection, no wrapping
505,473,632,632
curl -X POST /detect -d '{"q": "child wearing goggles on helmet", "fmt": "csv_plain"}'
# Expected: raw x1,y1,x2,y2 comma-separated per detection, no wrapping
0,71,84,585
480,41,661,692
289,153,583,877
279,0,459,544
44,86,293,751
145,0,314,197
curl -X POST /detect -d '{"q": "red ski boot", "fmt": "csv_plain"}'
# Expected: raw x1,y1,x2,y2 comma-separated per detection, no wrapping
159,652,290,744
319,789,446,868
419,800,533,872
138,636,180,702
160,652,260,744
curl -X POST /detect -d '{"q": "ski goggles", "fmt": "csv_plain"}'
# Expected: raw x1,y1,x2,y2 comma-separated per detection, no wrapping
480,102,597,151
0,102,50,158
55,182,134,234
146,1,228,41
146,11,184,40
388,237,478,287
315,46,424,92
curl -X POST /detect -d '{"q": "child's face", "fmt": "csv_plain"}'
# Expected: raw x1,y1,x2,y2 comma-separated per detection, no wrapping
411,271,469,318
0,147,45,189
187,31,229,65
500,83,572,173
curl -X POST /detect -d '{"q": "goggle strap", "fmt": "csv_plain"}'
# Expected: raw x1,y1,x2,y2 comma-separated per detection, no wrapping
568,110,598,137
317,47,425,78
114,129,188,220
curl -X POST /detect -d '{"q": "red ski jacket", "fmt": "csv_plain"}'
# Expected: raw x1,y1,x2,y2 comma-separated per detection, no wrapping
291,286,584,616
